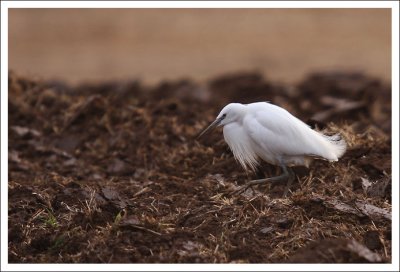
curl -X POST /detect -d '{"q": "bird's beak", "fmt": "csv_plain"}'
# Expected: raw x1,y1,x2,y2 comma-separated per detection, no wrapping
197,117,223,139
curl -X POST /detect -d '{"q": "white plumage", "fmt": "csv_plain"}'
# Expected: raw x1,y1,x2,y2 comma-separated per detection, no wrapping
198,102,346,195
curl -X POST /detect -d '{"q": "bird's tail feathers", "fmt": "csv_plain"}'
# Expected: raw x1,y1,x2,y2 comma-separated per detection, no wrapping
323,133,347,160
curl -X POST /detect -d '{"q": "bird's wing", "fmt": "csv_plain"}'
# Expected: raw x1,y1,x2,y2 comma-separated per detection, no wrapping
244,103,323,158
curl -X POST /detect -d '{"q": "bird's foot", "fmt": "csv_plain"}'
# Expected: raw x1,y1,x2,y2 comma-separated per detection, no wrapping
229,174,294,197
230,183,256,196
230,178,271,196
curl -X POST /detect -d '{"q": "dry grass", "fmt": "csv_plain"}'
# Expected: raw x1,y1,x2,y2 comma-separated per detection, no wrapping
8,71,391,263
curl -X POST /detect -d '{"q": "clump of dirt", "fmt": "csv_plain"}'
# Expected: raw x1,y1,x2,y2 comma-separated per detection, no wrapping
8,70,391,263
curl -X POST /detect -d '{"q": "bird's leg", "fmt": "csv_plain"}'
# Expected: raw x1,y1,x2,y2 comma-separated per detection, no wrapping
282,167,295,197
255,166,266,179
233,164,295,197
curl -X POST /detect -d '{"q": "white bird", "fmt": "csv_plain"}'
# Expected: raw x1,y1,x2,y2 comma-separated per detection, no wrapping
198,102,347,196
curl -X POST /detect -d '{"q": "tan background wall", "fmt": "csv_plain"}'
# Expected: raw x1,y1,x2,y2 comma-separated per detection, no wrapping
9,8,391,84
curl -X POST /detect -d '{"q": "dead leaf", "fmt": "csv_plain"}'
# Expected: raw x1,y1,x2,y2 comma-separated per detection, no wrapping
347,239,382,262
363,230,383,250
289,238,383,263
101,186,120,200
355,201,391,221
367,178,391,198
259,226,274,234
101,186,128,209
313,194,364,217
361,177,372,194
11,126,41,138
53,135,82,153
107,158,135,176
9,150,21,163
119,215,141,226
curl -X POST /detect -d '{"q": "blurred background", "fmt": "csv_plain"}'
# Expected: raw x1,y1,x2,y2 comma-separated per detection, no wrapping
9,8,391,85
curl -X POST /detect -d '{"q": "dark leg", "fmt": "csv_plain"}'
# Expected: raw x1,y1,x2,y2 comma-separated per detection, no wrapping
255,166,266,179
282,167,295,197
233,164,295,197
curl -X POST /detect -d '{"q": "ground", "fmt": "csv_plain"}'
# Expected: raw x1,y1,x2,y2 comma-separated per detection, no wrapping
8,71,391,263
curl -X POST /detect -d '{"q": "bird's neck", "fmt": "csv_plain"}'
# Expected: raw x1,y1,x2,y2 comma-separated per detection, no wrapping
233,104,248,123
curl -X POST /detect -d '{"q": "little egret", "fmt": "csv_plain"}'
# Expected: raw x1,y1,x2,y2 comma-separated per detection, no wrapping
198,102,347,196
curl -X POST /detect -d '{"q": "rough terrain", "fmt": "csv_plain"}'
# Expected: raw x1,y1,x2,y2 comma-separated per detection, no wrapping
8,71,392,263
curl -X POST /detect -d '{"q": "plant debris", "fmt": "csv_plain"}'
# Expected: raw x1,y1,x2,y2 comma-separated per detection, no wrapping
8,71,391,263
288,238,383,263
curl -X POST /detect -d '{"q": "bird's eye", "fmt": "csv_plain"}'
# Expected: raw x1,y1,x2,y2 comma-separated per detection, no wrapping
222,113,227,118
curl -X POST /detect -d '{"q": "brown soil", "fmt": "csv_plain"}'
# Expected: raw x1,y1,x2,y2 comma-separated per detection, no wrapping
8,71,391,263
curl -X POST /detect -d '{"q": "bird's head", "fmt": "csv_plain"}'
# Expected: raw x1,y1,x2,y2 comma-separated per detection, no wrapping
197,103,246,138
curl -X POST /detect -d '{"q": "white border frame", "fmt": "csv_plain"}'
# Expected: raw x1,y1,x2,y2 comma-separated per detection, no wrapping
1,1,399,271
